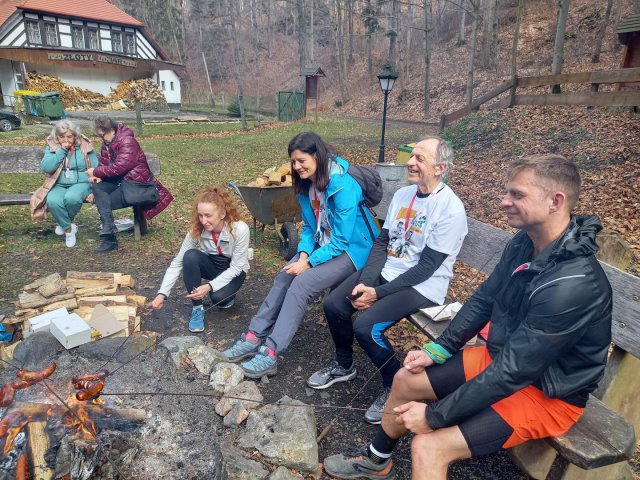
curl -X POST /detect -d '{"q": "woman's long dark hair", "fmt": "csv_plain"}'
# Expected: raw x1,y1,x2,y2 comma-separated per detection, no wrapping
288,132,336,194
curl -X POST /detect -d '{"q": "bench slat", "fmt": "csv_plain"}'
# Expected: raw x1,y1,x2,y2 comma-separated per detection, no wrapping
547,395,636,469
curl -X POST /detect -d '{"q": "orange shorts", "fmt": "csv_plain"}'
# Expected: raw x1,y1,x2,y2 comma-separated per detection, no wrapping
463,345,584,448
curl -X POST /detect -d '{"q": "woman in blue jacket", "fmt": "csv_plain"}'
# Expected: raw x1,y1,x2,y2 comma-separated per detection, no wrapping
41,120,98,248
224,131,377,378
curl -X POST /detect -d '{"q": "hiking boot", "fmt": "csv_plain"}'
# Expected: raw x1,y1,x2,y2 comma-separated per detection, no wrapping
240,346,277,378
224,333,261,362
95,234,118,253
364,387,391,425
307,361,357,390
64,223,78,248
324,448,396,479
55,224,65,236
188,306,205,333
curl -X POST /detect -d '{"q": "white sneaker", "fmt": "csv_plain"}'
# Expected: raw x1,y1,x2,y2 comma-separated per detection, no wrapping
55,224,65,236
65,224,78,248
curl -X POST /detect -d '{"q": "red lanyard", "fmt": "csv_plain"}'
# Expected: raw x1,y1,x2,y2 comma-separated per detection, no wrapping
404,192,418,240
65,145,75,170
312,188,322,232
211,229,223,255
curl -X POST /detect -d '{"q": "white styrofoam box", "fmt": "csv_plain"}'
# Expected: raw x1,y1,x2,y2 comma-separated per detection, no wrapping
25,307,69,338
50,313,92,349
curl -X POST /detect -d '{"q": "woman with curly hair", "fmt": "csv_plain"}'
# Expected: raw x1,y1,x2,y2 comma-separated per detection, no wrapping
149,186,250,332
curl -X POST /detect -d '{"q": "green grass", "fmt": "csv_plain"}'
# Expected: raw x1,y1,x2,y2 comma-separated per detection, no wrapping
0,119,428,301
139,120,260,137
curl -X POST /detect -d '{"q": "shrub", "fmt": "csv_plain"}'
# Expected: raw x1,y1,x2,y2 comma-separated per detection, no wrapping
227,99,241,117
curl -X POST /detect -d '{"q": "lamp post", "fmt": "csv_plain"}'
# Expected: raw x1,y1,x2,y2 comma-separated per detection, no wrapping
377,63,398,163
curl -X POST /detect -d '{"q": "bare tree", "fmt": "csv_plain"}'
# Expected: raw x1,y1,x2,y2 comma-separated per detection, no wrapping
334,0,350,103
466,0,480,106
480,0,498,69
296,0,306,69
227,0,248,129
592,0,613,63
510,0,524,79
424,0,433,115
388,0,399,66
458,0,467,44
363,0,379,76
551,0,570,93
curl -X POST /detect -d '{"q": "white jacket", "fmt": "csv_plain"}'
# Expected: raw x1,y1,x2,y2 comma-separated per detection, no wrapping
158,221,250,297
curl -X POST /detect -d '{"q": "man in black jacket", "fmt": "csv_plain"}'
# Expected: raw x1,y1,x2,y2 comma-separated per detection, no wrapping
324,154,613,480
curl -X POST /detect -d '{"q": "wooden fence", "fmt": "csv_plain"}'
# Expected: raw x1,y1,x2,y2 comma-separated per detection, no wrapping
439,67,640,130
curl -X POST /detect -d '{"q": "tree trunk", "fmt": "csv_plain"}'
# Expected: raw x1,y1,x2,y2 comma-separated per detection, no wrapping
551,0,570,93
466,1,479,106
266,0,272,58
424,0,433,116
480,0,498,69
511,0,524,79
364,0,377,77
228,0,248,130
592,0,613,63
388,0,399,66
348,0,354,64
334,0,349,103
296,0,306,69
310,0,315,61
458,0,467,44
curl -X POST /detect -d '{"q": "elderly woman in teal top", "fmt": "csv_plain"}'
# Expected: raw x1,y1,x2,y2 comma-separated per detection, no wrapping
224,131,378,378
41,120,98,247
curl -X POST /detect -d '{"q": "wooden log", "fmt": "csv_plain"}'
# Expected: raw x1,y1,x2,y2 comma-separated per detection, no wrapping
19,286,75,309
11,402,147,432
66,272,115,289
267,171,282,185
23,273,63,293
77,296,128,308
127,295,146,309
516,67,640,88
74,285,118,297
513,91,640,107
37,274,67,298
40,298,78,313
27,421,54,480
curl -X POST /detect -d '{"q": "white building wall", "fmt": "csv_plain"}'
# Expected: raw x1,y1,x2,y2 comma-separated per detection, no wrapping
157,70,181,105
24,63,140,96
0,59,18,107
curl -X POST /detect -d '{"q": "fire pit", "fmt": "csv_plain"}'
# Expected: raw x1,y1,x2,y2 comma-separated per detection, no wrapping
0,333,225,479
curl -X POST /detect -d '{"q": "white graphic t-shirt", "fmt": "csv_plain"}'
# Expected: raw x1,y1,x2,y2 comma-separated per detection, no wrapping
381,183,468,304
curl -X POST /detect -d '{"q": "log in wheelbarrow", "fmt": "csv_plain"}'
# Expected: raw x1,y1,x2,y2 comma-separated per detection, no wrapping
228,182,301,260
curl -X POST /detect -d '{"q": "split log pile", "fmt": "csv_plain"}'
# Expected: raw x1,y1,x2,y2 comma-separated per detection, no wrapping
3,272,145,340
25,73,169,111
248,163,293,187
26,72,111,110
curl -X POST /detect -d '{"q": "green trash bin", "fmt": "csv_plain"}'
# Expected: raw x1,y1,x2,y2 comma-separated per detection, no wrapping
38,92,65,119
22,94,39,116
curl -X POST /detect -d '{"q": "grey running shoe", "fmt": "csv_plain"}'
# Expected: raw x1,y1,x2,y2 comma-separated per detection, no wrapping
307,361,357,390
223,333,261,362
364,387,391,425
324,448,395,479
240,346,277,378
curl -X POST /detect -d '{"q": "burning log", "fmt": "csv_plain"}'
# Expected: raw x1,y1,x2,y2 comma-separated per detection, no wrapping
26,421,53,480
0,411,25,438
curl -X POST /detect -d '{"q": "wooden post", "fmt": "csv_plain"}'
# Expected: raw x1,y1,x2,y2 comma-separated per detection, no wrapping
202,52,215,108
135,100,143,137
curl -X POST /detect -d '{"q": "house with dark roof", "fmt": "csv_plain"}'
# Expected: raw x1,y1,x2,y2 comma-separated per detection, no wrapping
0,0,184,107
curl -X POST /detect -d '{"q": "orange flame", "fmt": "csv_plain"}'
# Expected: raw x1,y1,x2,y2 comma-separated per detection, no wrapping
3,419,28,455
61,395,98,441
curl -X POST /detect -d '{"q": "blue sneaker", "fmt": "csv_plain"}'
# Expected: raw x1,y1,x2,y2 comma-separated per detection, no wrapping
241,346,277,378
224,333,261,362
188,306,205,333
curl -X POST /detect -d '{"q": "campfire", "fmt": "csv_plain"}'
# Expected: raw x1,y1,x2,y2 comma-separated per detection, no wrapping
0,364,146,479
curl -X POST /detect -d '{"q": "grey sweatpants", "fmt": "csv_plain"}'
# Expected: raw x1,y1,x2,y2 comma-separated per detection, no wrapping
248,253,356,353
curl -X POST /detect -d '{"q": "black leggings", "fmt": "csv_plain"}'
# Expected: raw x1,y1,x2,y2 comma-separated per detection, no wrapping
183,249,246,307
323,269,434,387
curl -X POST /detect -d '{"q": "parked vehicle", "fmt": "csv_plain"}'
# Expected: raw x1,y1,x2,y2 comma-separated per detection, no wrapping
0,110,21,132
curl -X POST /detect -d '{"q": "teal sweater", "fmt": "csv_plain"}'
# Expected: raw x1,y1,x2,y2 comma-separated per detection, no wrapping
41,146,99,186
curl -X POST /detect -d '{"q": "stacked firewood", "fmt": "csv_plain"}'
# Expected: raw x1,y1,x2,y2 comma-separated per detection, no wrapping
4,272,145,340
26,72,111,110
248,163,293,187
109,78,166,103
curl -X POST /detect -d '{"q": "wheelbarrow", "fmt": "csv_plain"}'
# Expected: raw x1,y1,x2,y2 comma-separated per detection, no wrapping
228,182,301,260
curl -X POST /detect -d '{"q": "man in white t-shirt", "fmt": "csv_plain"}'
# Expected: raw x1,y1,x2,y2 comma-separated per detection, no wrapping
307,137,468,424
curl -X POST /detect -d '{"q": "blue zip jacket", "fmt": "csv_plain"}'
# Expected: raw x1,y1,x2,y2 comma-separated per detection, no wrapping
41,146,98,185
297,156,378,270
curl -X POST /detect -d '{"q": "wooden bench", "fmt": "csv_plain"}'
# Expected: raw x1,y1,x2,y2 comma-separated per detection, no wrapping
408,217,639,480
0,145,160,241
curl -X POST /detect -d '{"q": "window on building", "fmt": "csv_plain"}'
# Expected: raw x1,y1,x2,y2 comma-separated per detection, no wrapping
112,31,123,52
72,27,85,48
44,23,58,46
161,81,165,90
26,21,42,44
125,34,135,55
170,82,174,91
88,29,99,50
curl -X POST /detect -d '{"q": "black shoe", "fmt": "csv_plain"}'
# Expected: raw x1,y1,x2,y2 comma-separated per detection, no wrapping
96,234,118,253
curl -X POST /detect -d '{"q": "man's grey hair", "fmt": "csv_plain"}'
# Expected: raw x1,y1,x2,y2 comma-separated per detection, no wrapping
418,135,454,180
50,120,82,144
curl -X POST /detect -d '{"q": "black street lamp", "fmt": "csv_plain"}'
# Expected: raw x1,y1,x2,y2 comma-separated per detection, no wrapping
377,63,398,163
